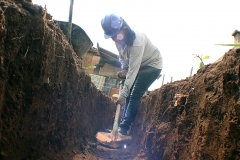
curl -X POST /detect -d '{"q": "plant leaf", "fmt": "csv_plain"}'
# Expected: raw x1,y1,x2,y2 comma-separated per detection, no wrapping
199,62,204,68
85,66,96,70
215,44,240,46
203,55,210,59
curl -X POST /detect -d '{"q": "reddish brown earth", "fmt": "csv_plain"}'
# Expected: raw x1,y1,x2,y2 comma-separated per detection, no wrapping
0,1,240,160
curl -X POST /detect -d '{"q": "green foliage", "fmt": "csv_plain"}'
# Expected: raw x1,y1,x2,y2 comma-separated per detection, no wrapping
193,54,210,68
215,44,240,47
85,66,96,70
203,55,210,59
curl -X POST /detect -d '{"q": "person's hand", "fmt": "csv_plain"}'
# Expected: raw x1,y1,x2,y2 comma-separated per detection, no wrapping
117,70,127,79
116,96,125,106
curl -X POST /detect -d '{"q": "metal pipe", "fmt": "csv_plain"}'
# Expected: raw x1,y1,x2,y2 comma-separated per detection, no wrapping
67,0,74,43
189,67,193,77
162,74,165,86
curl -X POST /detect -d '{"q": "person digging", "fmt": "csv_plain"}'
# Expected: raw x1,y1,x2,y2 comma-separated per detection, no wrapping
101,13,163,136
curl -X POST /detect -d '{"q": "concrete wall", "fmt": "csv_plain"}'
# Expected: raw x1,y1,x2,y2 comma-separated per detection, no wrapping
99,63,120,79
83,53,100,74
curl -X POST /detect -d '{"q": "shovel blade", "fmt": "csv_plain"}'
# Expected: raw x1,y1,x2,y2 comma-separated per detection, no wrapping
96,131,133,148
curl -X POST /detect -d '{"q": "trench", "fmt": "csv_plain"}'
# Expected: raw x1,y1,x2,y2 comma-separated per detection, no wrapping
0,1,240,160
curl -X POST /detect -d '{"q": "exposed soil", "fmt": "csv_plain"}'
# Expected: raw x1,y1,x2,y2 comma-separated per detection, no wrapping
0,1,240,160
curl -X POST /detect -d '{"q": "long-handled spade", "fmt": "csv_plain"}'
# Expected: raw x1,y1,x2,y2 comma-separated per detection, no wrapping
111,103,121,141
95,84,132,148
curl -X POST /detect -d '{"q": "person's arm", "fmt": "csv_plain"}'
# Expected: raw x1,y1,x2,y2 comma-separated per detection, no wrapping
120,43,145,98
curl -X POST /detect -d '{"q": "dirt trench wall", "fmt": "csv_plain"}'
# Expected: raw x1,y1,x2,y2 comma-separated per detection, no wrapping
132,49,240,159
0,1,114,159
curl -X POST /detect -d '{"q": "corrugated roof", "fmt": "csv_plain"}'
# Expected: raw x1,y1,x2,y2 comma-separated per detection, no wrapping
88,47,100,56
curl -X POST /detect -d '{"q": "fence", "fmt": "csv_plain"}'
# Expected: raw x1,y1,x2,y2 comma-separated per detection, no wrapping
89,74,119,95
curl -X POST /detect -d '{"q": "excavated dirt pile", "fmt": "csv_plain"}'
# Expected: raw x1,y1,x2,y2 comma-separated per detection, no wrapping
0,0,240,160
131,48,240,159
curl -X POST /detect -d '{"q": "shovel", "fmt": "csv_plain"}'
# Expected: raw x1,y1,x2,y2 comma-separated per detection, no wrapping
95,84,132,148
111,83,123,140
111,103,121,141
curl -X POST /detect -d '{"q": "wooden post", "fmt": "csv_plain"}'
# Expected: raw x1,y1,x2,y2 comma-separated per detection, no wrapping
161,74,165,86
170,77,173,83
189,67,193,77
67,0,74,43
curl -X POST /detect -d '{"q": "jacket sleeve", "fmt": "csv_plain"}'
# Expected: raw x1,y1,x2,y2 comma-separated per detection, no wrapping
120,41,145,98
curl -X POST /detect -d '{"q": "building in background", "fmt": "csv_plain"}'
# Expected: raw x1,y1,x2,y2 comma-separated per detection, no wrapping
82,47,100,74
94,43,121,96
232,30,240,45
83,43,121,97
56,20,121,97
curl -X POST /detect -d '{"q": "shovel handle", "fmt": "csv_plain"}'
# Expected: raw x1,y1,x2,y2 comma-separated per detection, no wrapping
114,104,121,122
112,104,121,141
111,84,123,141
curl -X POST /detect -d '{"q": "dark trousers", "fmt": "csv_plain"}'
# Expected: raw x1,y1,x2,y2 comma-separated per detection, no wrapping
119,66,161,131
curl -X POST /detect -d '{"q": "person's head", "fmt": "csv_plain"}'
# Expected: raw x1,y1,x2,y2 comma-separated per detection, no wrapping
101,13,136,47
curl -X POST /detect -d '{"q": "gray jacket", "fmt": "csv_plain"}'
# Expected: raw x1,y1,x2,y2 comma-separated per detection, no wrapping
115,30,163,98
